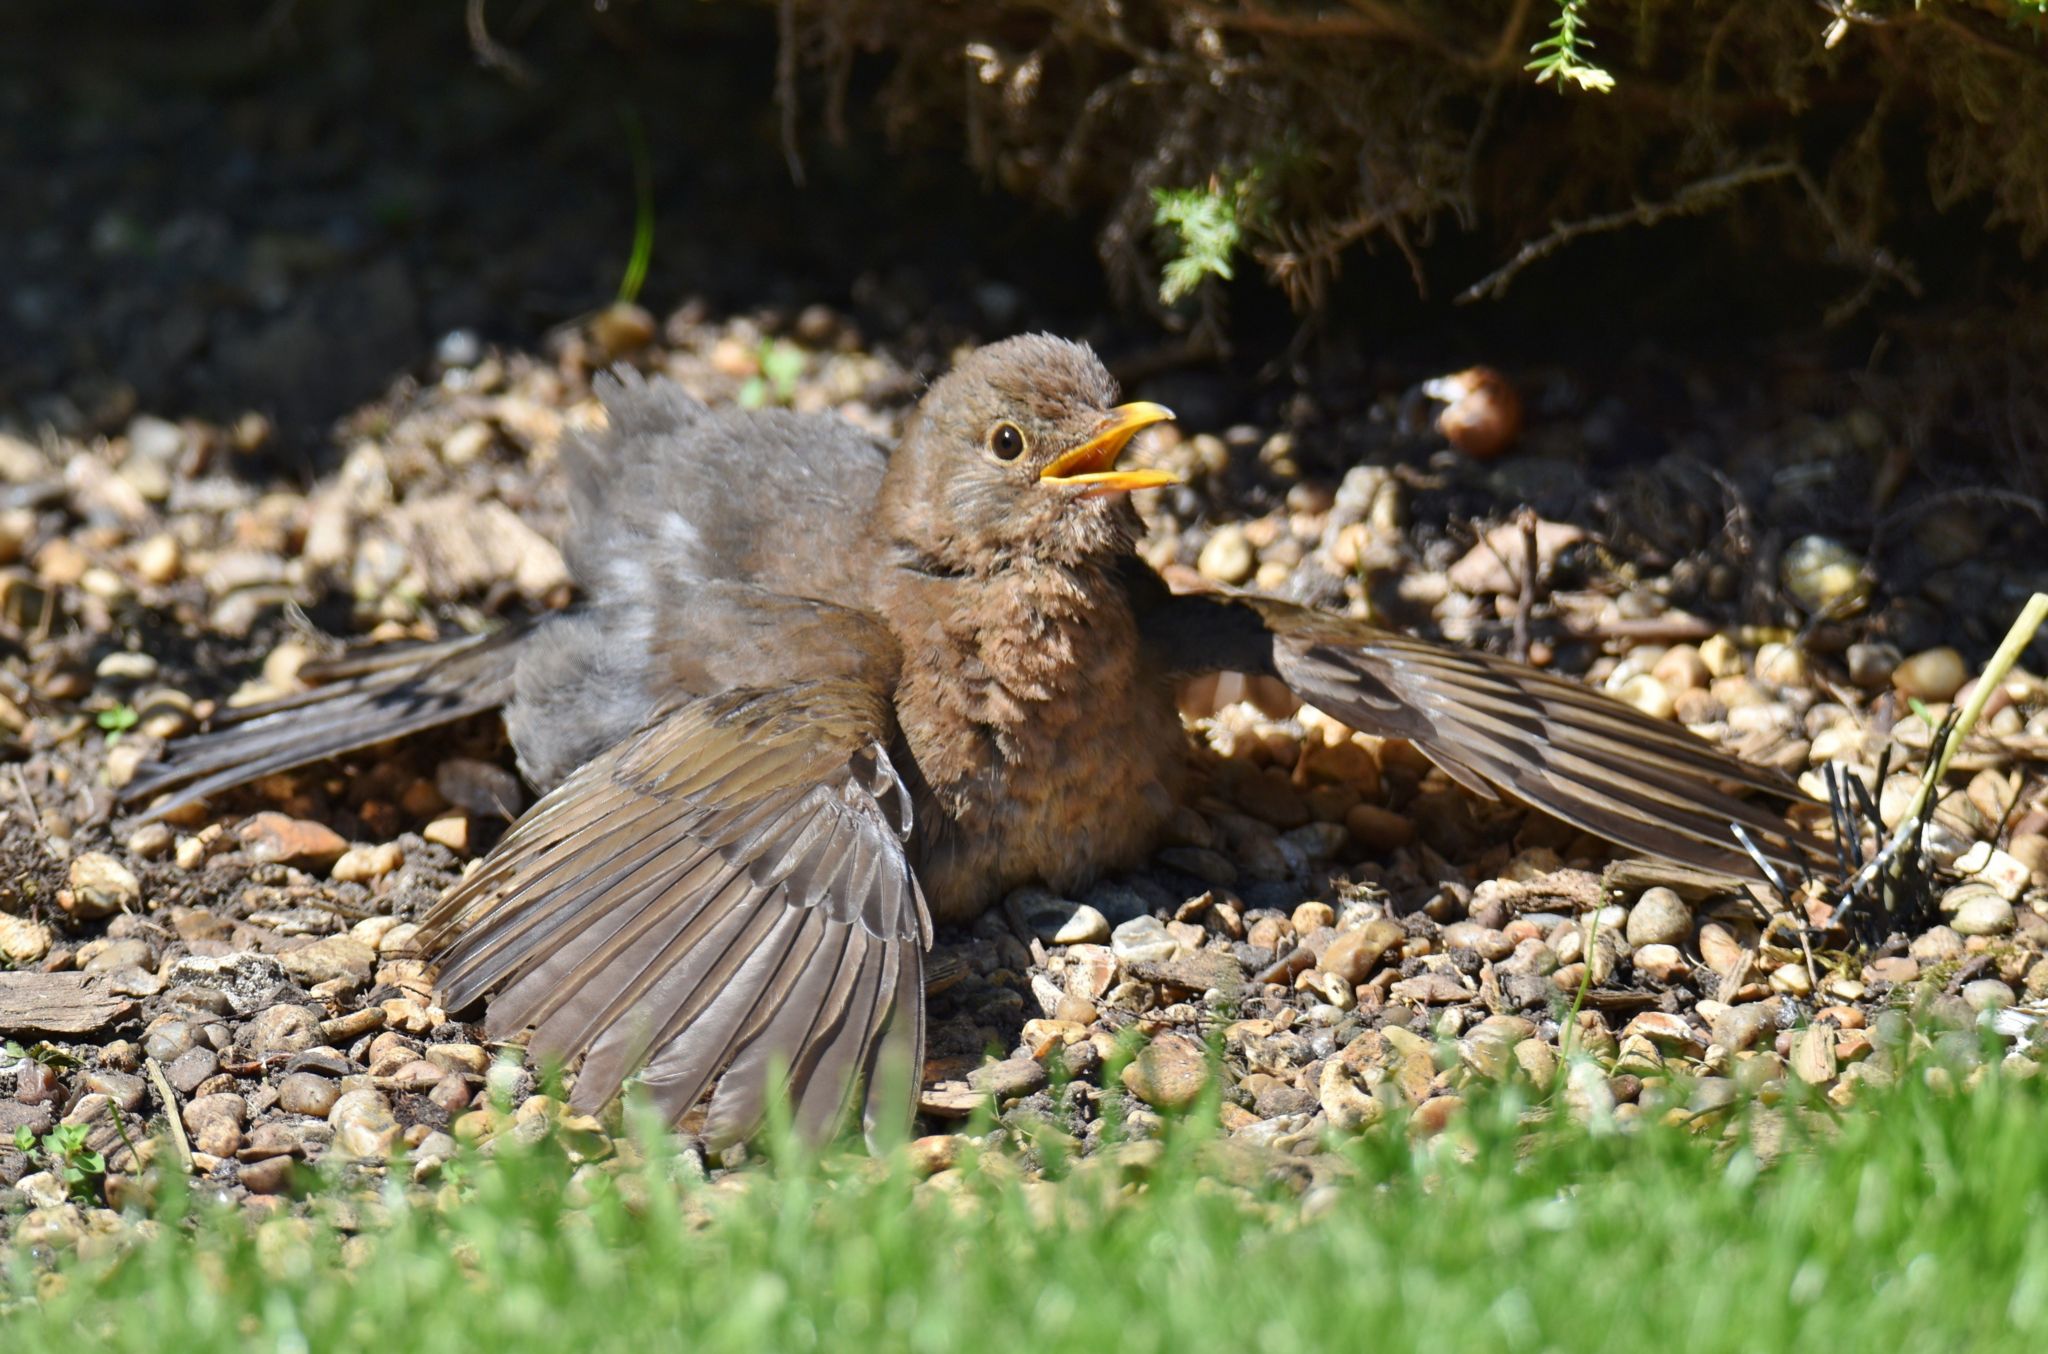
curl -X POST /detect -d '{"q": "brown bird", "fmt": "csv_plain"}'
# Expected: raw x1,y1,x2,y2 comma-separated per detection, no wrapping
124,334,1819,1147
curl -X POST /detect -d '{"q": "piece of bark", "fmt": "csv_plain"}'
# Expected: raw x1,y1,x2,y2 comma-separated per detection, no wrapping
0,972,139,1038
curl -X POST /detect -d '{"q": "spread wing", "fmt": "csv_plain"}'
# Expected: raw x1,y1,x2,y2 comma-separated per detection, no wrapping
120,627,526,820
420,678,928,1148
1141,586,1826,879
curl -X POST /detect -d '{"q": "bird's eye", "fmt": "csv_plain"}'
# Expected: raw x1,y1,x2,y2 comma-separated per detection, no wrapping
988,422,1026,461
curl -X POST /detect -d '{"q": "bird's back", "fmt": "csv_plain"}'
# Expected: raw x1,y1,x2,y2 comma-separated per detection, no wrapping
565,369,889,609
508,371,898,787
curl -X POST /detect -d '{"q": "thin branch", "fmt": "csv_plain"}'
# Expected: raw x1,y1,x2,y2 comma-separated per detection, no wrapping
1457,162,1803,303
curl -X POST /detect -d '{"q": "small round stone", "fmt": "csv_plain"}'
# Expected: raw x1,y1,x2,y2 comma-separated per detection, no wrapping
1845,642,1901,689
1625,887,1692,948
276,1072,342,1118
1197,525,1255,585
1961,978,2014,1013
1893,647,1968,703
65,853,141,918
1949,888,2014,937
245,1004,323,1059
331,842,404,884
1614,674,1674,721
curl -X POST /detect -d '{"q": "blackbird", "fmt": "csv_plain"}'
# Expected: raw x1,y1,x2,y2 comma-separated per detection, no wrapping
125,334,1819,1146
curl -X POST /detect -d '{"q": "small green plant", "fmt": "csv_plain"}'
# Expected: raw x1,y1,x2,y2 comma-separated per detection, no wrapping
1528,0,1615,93
737,340,806,409
615,103,655,306
96,703,138,744
1151,181,1245,305
14,1122,106,1200
4,1039,81,1069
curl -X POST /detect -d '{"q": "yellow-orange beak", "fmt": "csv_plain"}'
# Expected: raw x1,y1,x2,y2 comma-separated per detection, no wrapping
1039,402,1180,495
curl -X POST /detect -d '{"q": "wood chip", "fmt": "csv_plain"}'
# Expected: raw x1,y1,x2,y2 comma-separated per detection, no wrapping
0,971,139,1037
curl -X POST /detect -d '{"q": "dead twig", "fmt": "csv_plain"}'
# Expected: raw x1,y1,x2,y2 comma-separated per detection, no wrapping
1459,163,1805,304
145,1056,196,1175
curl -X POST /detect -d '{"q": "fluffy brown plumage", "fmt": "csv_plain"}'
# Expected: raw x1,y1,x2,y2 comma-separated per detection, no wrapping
125,333,1824,1147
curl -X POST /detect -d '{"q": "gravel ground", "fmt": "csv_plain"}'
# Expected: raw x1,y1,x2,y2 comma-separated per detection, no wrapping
3,297,2048,1249
6,2,2048,1255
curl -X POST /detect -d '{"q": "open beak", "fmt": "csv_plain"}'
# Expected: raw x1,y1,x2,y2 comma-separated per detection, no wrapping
1039,402,1180,495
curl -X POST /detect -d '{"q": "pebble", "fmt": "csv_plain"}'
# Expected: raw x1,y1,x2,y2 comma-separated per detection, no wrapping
1961,978,2014,1013
1390,972,1472,1005
65,853,141,918
1197,525,1255,584
79,937,152,972
277,1072,342,1117
1411,1095,1465,1136
1009,888,1111,946
1290,901,1335,934
1344,802,1414,851
1633,943,1689,983
1845,642,1901,689
331,842,404,884
1613,674,1674,720
79,1069,146,1112
1318,920,1404,984
1439,922,1514,962
245,1004,324,1058
163,952,289,1014
328,1088,400,1160
237,812,347,869
907,1135,967,1176
1710,1003,1773,1052
1624,1011,1705,1056
425,1043,491,1077
125,822,174,859
1909,926,1966,963
141,1017,198,1063
1696,922,1744,978
1948,888,2014,937
422,816,470,852
1120,1033,1210,1110
127,531,184,586
163,1047,219,1095
589,301,656,358
966,1057,1047,1103
0,914,55,964
182,1093,246,1158
1110,916,1180,965
1892,647,1968,702
1752,642,1810,687
96,652,158,682
1651,645,1710,692
1624,887,1692,948
240,1157,297,1196
278,935,377,986
1952,842,2031,902
1768,963,1813,997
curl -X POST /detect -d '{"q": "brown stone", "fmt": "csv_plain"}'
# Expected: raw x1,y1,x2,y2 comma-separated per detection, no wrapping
237,812,348,869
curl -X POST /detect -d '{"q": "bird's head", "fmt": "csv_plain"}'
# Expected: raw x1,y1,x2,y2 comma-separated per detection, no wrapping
877,334,1178,572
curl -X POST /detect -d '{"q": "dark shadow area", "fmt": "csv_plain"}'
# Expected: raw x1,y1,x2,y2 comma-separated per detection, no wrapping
1,0,1125,456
